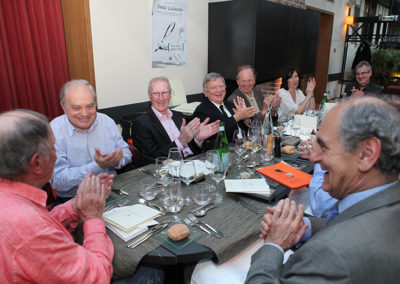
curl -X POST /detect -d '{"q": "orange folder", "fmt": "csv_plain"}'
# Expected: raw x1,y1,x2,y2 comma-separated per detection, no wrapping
256,162,312,189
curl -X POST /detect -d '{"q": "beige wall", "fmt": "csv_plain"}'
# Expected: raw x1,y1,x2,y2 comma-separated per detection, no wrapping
89,0,209,109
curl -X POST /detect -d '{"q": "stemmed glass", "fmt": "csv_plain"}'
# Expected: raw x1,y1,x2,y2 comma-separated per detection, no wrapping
168,147,183,178
163,178,183,222
179,160,197,205
248,126,262,167
205,150,226,204
155,157,169,193
233,129,247,169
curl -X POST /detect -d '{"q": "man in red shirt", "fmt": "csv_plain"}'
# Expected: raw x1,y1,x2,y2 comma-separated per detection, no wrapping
0,109,115,283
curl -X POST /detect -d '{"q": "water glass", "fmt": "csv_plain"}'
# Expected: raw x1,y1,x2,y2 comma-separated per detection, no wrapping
179,160,197,205
155,157,169,187
164,178,183,222
168,147,183,177
192,183,211,205
139,177,157,201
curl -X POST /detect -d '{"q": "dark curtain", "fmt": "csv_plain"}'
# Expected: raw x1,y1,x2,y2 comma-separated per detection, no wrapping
0,0,69,120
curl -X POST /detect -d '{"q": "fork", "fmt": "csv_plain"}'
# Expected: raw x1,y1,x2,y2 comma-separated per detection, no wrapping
138,168,156,176
187,213,225,238
233,196,261,214
183,217,216,237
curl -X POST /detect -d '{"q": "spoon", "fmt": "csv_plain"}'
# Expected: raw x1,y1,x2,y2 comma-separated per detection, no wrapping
138,198,165,214
193,204,219,217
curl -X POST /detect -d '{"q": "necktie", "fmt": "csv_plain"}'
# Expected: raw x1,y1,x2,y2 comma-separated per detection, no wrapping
324,207,339,225
219,105,228,118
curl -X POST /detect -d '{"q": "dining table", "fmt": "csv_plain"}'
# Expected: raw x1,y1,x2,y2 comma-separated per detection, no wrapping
75,149,314,280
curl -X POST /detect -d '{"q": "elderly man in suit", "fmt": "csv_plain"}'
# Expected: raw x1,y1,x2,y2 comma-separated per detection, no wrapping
228,65,281,124
193,72,257,143
246,96,400,283
132,77,220,159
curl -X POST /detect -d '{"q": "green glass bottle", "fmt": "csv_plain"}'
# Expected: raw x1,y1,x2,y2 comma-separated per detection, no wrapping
215,122,229,156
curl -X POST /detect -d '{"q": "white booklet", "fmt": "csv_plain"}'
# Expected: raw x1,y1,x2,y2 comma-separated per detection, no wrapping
106,219,158,242
224,179,270,195
102,204,161,232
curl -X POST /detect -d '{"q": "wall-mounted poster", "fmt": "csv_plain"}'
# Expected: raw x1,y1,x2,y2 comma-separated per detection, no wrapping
152,0,187,68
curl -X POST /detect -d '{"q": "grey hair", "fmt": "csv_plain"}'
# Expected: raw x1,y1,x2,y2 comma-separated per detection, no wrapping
203,72,225,91
339,98,400,174
0,109,51,181
147,77,171,95
60,79,97,107
236,65,257,81
355,60,372,72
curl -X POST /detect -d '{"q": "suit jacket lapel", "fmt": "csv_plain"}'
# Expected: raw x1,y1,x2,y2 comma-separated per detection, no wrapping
148,110,173,144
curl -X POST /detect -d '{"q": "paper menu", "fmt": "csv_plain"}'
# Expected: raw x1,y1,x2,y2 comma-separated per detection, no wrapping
106,220,158,242
102,204,161,232
224,179,270,195
294,114,317,133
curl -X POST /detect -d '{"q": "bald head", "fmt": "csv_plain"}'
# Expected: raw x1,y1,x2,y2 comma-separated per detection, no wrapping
0,110,51,181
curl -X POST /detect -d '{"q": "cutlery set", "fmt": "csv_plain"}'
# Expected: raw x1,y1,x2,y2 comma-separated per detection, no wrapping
127,222,169,248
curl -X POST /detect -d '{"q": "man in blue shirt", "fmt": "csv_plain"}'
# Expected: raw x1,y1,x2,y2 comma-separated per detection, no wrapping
246,96,400,283
50,80,132,203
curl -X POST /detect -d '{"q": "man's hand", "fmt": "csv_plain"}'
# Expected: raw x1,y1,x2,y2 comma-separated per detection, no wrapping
73,172,108,222
195,118,220,141
232,97,258,121
178,118,201,146
298,136,316,162
97,173,115,199
351,86,364,97
95,148,123,169
262,94,281,115
264,199,308,251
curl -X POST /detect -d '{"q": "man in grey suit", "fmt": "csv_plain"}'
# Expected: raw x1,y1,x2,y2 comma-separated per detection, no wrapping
246,96,400,283
228,65,281,123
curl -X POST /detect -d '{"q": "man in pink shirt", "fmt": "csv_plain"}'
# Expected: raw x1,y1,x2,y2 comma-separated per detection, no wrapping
133,77,220,159
0,109,115,283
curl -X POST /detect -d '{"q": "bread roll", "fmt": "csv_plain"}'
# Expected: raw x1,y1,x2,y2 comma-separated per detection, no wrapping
168,224,189,241
282,145,296,155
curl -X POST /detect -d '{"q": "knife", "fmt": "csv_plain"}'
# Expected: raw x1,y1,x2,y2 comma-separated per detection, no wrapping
234,196,261,214
127,222,169,248
111,187,129,196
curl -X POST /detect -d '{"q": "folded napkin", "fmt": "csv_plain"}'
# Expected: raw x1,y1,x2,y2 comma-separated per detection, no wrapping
256,162,312,189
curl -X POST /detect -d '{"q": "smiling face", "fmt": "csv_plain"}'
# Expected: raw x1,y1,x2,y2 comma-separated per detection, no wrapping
149,80,171,115
287,71,299,90
355,65,372,87
310,106,362,199
237,68,255,96
62,83,97,131
204,77,226,105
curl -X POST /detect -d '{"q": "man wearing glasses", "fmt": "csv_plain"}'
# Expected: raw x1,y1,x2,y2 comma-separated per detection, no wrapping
132,77,220,159
194,72,257,143
344,60,383,97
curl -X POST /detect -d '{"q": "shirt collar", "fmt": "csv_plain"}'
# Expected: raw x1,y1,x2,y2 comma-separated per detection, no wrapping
0,179,47,208
151,106,173,121
209,100,225,109
339,180,398,213
64,113,99,137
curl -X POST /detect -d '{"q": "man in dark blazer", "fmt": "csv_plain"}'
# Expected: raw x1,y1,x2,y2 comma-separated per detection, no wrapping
193,72,257,143
132,77,220,159
344,60,383,97
228,65,281,123
246,96,400,283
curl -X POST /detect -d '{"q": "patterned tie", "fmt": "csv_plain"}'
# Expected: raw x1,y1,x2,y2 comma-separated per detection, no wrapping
324,207,339,225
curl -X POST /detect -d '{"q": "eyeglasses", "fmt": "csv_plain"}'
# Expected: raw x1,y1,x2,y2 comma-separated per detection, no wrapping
208,84,226,91
151,91,171,97
355,71,371,76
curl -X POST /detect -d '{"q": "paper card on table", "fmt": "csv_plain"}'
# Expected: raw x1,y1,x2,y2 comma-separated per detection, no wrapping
294,114,317,133
102,204,161,232
106,220,158,242
224,179,270,194
256,162,312,189
324,102,337,113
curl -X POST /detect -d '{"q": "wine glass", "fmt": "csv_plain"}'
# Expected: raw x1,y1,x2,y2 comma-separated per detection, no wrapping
233,129,247,169
179,160,197,205
163,178,183,223
205,150,225,204
139,177,157,201
248,127,262,167
155,157,169,192
168,147,183,177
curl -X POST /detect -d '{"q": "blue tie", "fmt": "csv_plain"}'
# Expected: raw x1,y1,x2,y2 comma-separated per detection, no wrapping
324,207,339,225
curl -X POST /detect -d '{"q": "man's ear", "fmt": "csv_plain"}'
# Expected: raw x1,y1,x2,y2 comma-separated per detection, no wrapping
29,153,45,176
61,102,66,113
358,137,381,172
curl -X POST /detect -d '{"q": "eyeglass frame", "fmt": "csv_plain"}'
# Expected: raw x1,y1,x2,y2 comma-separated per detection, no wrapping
150,90,172,98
